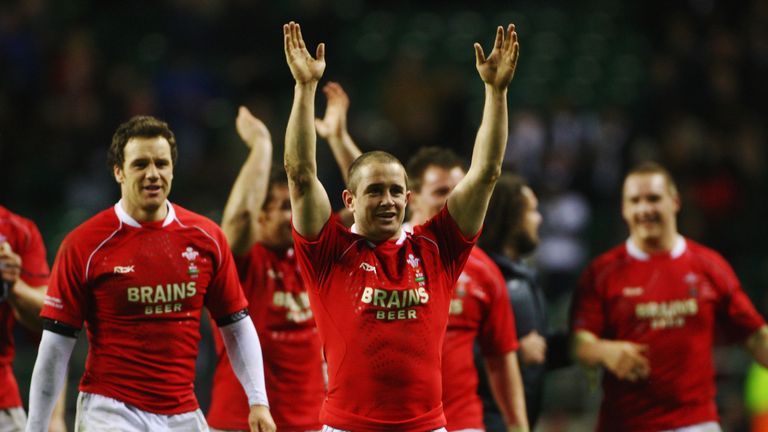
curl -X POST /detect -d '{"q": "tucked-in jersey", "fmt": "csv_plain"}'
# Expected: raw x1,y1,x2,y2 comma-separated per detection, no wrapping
571,236,766,432
293,207,477,432
208,244,323,431
0,205,50,409
442,247,518,430
41,202,247,414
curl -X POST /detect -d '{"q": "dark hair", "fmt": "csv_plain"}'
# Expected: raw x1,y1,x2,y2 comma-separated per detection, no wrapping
625,161,679,197
108,116,177,170
347,151,408,194
263,165,289,210
405,147,466,192
478,173,529,254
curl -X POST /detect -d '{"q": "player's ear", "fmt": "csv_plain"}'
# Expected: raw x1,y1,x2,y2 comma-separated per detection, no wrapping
113,164,124,184
342,189,355,211
406,190,412,204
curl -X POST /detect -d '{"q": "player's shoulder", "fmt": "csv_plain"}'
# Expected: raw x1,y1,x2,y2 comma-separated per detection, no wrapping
589,242,630,270
0,205,39,236
172,203,227,235
683,238,735,276
63,207,122,248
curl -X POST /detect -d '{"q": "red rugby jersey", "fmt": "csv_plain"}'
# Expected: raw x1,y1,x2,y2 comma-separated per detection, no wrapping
571,236,766,432
293,206,477,432
0,205,50,409
41,202,247,414
208,244,323,431
442,247,518,430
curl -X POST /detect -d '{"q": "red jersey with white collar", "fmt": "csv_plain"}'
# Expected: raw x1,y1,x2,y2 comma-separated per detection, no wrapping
442,247,518,430
293,206,477,432
571,236,766,432
208,243,323,431
0,205,50,409
41,202,247,414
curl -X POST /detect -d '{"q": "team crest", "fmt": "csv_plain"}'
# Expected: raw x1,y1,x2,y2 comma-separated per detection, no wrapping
182,246,200,278
684,272,699,297
407,254,420,268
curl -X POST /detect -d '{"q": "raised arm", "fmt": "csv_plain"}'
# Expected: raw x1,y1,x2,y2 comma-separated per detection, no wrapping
316,81,362,184
283,21,332,239
448,24,519,237
221,107,273,256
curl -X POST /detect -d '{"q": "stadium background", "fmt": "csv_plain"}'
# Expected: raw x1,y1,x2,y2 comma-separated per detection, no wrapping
2,0,767,430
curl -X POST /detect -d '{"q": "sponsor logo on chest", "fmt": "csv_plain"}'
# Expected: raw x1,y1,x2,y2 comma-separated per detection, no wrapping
357,253,430,321
631,272,706,329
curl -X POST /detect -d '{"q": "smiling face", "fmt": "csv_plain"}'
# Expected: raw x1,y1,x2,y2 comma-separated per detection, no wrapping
622,172,680,253
343,161,410,242
410,165,466,225
114,136,174,222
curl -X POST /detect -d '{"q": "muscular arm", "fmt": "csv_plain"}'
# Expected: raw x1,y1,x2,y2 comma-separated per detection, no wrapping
484,351,529,432
283,21,332,239
448,24,519,237
747,325,768,367
316,82,362,184
221,107,273,256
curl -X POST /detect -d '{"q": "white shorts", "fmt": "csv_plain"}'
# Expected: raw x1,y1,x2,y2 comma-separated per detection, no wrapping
661,421,722,432
322,427,447,432
0,408,26,432
75,392,208,432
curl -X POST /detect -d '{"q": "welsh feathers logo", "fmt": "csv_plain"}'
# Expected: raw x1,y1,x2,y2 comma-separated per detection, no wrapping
182,247,200,278
407,254,420,269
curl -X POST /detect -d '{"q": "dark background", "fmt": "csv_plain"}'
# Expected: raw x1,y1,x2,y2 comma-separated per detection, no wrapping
3,0,768,430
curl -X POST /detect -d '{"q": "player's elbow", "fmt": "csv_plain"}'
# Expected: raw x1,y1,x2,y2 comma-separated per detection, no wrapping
473,164,502,185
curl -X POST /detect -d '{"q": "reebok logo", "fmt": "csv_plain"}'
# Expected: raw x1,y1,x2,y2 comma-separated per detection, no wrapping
359,262,377,274
114,265,135,274
623,286,643,297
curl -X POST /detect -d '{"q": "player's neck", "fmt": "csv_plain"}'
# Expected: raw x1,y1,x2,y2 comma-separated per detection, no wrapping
407,211,430,227
631,231,678,255
121,200,168,223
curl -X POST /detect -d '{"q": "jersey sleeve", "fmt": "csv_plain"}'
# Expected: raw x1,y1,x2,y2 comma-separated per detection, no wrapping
40,235,86,328
292,214,343,291
205,227,249,321
570,262,605,337
421,206,479,283
478,259,519,356
19,219,50,286
708,254,766,342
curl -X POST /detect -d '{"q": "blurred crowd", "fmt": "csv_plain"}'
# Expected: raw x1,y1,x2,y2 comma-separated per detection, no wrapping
2,0,768,430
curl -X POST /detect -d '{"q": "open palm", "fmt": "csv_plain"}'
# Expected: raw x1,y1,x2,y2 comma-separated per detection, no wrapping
475,24,520,90
283,21,325,84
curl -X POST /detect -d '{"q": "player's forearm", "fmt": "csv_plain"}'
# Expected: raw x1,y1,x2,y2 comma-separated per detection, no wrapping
7,280,46,331
467,85,508,184
285,82,320,184
222,145,273,255
572,330,608,368
747,325,768,368
219,315,269,407
27,330,76,432
485,352,530,432
326,131,362,184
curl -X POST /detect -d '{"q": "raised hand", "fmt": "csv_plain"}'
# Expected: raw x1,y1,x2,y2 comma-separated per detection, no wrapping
475,24,520,90
283,21,325,84
236,106,271,149
316,82,350,140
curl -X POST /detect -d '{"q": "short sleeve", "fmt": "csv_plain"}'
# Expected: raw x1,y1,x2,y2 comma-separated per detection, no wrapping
205,228,249,320
292,214,344,290
478,259,518,356
41,236,86,328
19,219,50,286
709,255,766,342
570,263,606,336
419,207,478,283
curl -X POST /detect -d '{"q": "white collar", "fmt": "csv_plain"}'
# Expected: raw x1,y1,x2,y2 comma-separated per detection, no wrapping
626,235,686,261
350,223,407,246
115,200,175,228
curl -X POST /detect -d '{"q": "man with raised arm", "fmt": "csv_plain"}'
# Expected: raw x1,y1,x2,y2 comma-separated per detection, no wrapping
207,107,324,432
283,20,519,431
316,85,528,432
570,162,768,432
26,116,275,432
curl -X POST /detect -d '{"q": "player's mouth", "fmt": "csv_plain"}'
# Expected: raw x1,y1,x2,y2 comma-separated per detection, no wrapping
143,185,163,196
375,211,397,222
